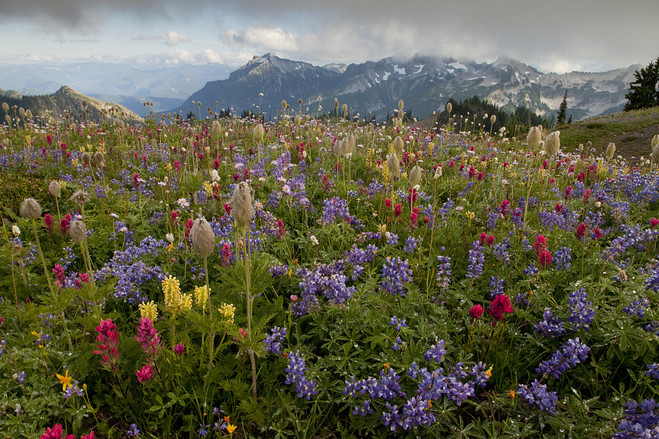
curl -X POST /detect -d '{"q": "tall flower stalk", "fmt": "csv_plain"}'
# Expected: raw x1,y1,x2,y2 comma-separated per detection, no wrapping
230,181,257,399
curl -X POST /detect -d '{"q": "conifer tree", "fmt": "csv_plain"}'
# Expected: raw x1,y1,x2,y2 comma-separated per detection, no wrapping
557,90,568,126
624,56,659,111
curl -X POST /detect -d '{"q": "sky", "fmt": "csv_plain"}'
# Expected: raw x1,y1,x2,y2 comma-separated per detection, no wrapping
0,0,657,73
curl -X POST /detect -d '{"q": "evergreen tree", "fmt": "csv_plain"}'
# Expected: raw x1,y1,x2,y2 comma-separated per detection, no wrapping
624,56,659,111
557,90,568,126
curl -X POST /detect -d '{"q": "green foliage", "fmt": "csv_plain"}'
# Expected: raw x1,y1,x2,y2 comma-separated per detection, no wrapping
624,56,659,111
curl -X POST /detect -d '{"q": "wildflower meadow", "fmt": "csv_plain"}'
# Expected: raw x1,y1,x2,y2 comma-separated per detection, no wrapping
0,102,658,438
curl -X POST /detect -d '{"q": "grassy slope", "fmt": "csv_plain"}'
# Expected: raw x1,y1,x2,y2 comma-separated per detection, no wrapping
558,106,659,159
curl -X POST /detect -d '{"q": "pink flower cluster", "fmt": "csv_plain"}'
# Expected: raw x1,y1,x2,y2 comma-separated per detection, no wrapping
93,319,120,371
134,318,162,383
135,317,162,361
488,294,514,326
41,424,94,439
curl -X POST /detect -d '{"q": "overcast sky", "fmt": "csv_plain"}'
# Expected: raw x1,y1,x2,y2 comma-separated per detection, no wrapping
0,0,657,73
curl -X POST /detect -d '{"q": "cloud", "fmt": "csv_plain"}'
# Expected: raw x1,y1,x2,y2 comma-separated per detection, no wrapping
1,0,657,71
135,31,190,47
222,26,298,53
131,49,252,66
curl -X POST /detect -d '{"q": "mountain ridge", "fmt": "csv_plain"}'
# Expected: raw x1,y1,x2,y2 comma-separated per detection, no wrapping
174,53,640,123
0,86,142,124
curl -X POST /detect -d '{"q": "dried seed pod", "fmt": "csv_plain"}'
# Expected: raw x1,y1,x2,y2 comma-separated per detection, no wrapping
230,181,255,229
393,136,404,154
70,190,91,206
212,120,222,137
409,165,422,187
527,126,542,149
81,152,91,166
544,131,560,156
606,143,616,160
190,217,215,258
253,124,265,143
387,153,400,178
69,220,87,243
20,198,42,219
92,151,105,167
48,180,62,198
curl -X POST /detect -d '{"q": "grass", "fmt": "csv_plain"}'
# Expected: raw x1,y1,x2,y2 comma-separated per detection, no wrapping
557,106,659,160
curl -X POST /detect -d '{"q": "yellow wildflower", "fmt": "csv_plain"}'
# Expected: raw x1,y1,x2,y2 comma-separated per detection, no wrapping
508,389,516,399
56,370,73,391
226,424,236,434
139,301,158,321
194,285,210,311
162,275,181,311
218,303,236,323
165,162,173,172
179,294,193,312
202,182,213,197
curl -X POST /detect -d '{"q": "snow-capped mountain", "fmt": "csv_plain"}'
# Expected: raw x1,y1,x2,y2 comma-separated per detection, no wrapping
176,53,639,122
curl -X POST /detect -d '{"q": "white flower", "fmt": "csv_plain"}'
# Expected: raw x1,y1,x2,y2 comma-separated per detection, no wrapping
210,169,220,182
12,225,20,236
166,233,174,243
310,235,319,246
177,198,190,209
594,201,602,208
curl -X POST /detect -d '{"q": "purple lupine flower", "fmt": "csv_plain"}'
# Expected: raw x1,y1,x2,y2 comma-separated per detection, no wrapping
536,338,590,379
568,288,595,330
534,308,566,338
613,398,659,438
493,237,511,264
554,247,572,271
623,298,650,318
646,363,659,380
403,235,422,253
489,276,505,298
380,257,412,297
466,240,485,279
284,350,318,400
389,316,407,331
435,254,452,290
352,400,374,417
269,264,288,277
424,340,447,363
264,326,287,354
469,362,491,388
517,380,558,414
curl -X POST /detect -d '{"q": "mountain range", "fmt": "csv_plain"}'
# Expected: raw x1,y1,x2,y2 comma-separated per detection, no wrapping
1,54,640,124
176,54,639,123
0,61,233,116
